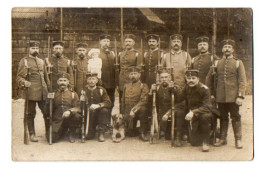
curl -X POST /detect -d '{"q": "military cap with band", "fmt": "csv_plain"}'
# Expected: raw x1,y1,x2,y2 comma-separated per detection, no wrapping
196,36,209,44
128,66,141,73
86,72,98,78
99,34,111,40
76,42,88,49
124,34,136,41
52,41,65,47
158,67,171,74
185,70,199,77
58,73,70,80
221,39,235,47
170,34,183,41
146,34,159,41
28,41,40,47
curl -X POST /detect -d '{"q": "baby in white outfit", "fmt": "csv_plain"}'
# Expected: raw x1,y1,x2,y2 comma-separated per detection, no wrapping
88,48,102,79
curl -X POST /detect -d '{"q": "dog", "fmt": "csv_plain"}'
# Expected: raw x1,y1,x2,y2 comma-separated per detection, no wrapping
112,114,125,143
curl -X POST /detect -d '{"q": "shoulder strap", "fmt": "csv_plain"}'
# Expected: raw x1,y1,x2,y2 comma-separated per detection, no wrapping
236,60,240,69
136,52,139,57
67,59,71,66
72,92,75,99
24,58,28,68
191,57,195,64
214,60,218,67
211,55,214,63
144,52,147,57
111,51,115,56
97,87,103,96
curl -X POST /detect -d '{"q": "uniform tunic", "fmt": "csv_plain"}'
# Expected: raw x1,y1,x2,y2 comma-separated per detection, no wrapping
84,86,112,134
16,55,50,101
177,82,212,145
118,49,140,91
191,52,218,84
99,48,116,89
46,89,81,142
162,50,191,89
206,55,247,103
46,54,74,91
156,85,171,118
144,48,164,88
73,57,89,96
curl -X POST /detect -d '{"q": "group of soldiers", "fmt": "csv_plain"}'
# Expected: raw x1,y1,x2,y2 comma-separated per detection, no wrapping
16,32,247,152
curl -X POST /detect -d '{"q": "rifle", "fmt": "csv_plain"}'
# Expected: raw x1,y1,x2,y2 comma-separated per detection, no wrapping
23,39,31,145
80,90,86,142
47,36,54,145
72,35,77,91
169,79,175,147
140,38,145,82
186,37,190,70
85,93,90,137
114,37,120,87
149,38,161,144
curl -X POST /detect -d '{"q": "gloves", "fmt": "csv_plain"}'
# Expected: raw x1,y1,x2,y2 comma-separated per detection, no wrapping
235,97,244,106
130,110,135,118
62,111,71,118
185,110,194,121
90,104,100,111
23,81,31,88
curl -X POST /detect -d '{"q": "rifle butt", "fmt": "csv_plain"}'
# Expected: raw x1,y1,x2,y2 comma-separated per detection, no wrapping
49,100,53,145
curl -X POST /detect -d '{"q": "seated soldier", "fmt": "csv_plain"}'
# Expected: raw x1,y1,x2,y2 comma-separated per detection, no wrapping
121,66,149,141
83,72,112,142
176,70,213,152
46,73,81,143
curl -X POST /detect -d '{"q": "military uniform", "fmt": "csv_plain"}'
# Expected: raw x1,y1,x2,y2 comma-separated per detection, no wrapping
144,48,164,88
206,42,247,148
16,41,50,138
45,88,81,143
99,48,116,108
45,41,74,91
83,85,112,139
73,56,89,96
177,81,212,146
121,79,149,135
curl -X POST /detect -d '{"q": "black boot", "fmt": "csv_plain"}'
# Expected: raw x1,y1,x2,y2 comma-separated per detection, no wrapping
139,132,148,142
174,129,182,147
214,119,228,147
69,129,76,143
232,120,243,149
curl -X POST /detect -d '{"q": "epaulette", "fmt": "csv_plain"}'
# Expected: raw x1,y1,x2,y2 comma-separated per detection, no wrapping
71,91,75,99
135,52,139,57
67,59,71,66
97,86,104,96
201,84,208,90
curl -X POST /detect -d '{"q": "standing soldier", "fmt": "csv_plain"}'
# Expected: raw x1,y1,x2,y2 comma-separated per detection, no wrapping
45,41,74,91
46,73,81,143
16,41,50,142
121,66,149,141
191,36,219,84
73,42,89,96
206,39,247,149
99,34,116,109
178,70,212,152
83,72,112,142
118,34,141,103
161,34,192,145
144,34,164,88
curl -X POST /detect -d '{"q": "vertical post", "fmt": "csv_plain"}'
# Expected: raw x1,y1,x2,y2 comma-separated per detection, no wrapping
60,8,63,41
178,8,181,33
120,8,124,47
213,8,217,54
227,8,230,39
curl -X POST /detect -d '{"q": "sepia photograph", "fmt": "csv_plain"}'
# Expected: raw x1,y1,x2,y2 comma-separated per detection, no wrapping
11,7,253,161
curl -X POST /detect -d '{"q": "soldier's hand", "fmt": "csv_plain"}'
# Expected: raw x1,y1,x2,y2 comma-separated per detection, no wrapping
162,114,169,121
90,104,100,110
151,84,157,91
48,92,55,99
24,81,31,88
62,111,71,118
235,97,244,106
130,110,135,118
211,95,215,100
185,111,194,121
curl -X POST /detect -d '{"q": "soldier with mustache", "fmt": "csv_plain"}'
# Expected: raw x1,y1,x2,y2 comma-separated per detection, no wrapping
206,39,247,149
161,34,192,146
16,41,50,142
45,41,74,91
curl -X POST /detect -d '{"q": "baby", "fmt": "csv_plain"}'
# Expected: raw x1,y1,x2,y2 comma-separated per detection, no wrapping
88,48,102,79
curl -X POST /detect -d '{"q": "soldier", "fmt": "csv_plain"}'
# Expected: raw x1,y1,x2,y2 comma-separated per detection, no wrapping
118,34,141,103
46,73,81,143
121,66,149,141
45,41,74,91
72,42,89,96
98,34,116,109
144,34,164,88
206,39,247,149
191,36,219,84
16,41,50,142
176,70,212,152
161,34,192,143
83,72,112,142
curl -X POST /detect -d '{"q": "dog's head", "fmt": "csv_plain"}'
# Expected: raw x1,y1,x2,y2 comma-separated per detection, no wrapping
112,114,124,129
